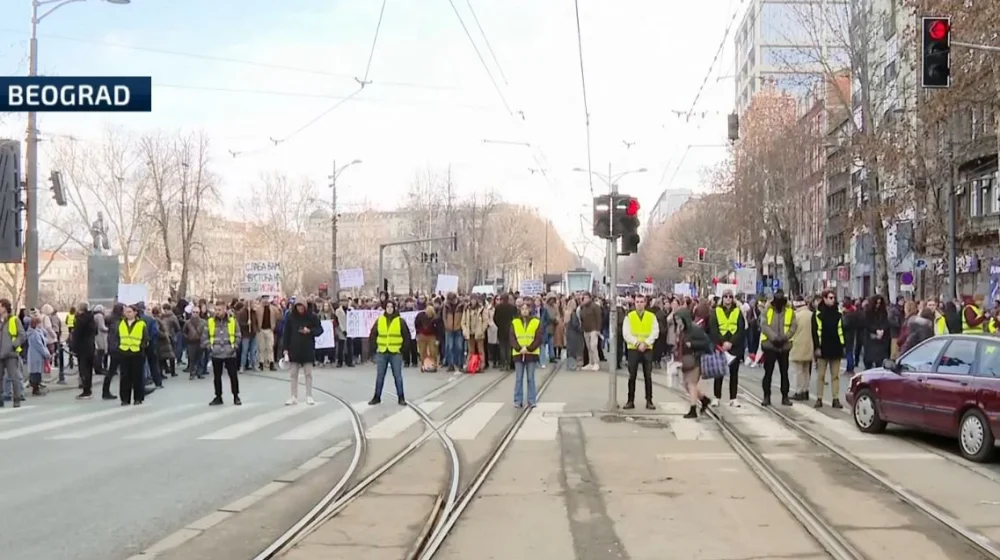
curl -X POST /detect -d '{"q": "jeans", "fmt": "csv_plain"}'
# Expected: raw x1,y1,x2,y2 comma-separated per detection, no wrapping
173,332,185,364
374,352,404,399
544,333,554,362
444,331,464,368
240,336,258,369
513,359,537,405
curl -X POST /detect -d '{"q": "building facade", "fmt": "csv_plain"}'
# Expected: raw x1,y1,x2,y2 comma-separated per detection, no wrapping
647,189,695,228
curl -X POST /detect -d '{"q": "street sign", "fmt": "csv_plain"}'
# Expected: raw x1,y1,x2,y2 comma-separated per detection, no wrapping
900,271,914,285
771,278,781,290
756,280,764,294
915,258,928,271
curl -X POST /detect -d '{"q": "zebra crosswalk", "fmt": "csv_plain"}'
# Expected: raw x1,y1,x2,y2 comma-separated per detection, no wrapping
0,395,869,444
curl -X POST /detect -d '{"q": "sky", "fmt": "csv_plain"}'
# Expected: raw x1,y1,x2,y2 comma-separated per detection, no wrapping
0,0,744,265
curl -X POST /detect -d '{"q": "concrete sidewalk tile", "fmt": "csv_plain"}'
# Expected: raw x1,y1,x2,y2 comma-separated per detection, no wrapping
219,494,264,513
186,510,233,531
297,457,330,471
251,481,289,497
275,468,307,483
144,528,201,554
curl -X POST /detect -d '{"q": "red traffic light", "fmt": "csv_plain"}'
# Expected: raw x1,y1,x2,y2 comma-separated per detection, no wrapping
645,276,653,283
697,247,707,261
626,198,640,217
677,256,684,267
712,277,719,285
928,19,948,41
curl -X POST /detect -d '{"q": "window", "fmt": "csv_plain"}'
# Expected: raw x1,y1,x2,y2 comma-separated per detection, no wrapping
897,338,947,372
976,343,1000,378
935,340,977,375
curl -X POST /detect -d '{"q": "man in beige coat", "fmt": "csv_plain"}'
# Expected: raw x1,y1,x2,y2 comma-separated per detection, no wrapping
254,295,281,371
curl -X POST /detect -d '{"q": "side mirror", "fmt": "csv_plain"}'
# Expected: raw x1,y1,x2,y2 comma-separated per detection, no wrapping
882,358,900,373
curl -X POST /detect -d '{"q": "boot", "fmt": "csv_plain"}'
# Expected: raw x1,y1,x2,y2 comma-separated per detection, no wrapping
645,400,656,410
683,405,698,419
398,396,406,406
623,401,635,410
814,399,823,408
209,396,223,406
368,396,381,405
781,396,793,406
762,396,772,406
700,396,711,413
831,398,843,409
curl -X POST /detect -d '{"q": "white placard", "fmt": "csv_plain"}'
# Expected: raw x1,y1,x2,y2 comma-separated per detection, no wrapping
117,283,148,305
241,261,282,298
715,283,738,297
345,309,418,338
314,319,336,349
471,285,495,295
736,268,756,295
672,283,691,297
520,279,543,296
435,274,459,294
338,268,365,289
638,282,655,296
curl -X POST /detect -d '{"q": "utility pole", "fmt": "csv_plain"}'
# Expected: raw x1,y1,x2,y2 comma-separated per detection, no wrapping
947,127,958,301
329,159,339,298
544,218,549,275
607,174,619,411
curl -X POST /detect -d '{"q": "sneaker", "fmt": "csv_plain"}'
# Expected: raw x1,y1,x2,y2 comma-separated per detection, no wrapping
209,396,223,406
285,396,298,406
368,397,381,405
623,401,635,410
711,399,721,408
305,396,315,405
398,397,406,406
728,399,742,408
234,396,242,406
76,393,92,400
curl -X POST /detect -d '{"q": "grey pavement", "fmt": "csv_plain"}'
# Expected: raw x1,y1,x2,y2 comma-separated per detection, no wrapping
0,363,459,560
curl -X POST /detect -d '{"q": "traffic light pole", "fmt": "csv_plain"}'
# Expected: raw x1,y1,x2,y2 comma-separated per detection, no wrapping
607,182,619,411
378,233,457,295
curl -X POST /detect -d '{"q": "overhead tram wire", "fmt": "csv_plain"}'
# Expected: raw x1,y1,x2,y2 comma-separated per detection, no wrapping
572,0,594,199
464,0,508,85
0,26,452,91
228,0,389,158
444,0,513,115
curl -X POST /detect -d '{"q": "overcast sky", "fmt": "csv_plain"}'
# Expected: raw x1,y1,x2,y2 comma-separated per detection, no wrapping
0,0,742,262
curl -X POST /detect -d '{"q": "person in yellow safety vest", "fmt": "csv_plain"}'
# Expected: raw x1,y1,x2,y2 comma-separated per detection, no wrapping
115,304,149,406
961,294,989,334
924,299,949,336
0,298,25,408
65,306,76,369
622,294,660,410
368,300,412,406
202,302,242,406
510,300,542,408
707,289,744,407
810,290,845,410
759,290,797,407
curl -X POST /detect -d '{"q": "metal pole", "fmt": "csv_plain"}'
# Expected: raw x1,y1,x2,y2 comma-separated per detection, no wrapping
607,178,618,410
330,159,338,297
24,7,40,308
378,244,385,298
947,130,958,301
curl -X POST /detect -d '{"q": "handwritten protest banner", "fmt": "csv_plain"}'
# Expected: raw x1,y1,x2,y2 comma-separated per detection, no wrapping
241,261,282,298
346,309,419,338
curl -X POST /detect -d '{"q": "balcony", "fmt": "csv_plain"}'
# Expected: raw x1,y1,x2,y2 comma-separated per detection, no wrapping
964,213,1000,237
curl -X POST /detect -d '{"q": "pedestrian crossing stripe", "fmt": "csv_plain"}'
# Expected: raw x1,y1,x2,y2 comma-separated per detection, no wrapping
0,398,870,443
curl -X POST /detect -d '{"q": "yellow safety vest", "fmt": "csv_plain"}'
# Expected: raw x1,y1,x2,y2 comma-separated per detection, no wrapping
376,315,403,353
760,307,793,342
208,316,237,346
990,319,998,335
934,316,949,335
814,312,844,344
7,316,20,354
626,310,655,350
118,319,145,353
962,305,986,334
66,313,75,329
511,317,541,356
715,306,740,337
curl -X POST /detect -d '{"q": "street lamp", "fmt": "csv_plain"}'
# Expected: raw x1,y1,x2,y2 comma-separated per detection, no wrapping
329,159,362,297
25,0,130,308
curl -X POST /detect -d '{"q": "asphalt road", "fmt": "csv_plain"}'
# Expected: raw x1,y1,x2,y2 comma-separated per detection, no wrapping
0,364,456,560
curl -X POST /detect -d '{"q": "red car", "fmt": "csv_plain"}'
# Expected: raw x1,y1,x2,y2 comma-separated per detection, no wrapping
847,334,1000,462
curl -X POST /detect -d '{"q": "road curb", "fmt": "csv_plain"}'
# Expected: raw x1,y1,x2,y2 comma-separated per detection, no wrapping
129,371,469,558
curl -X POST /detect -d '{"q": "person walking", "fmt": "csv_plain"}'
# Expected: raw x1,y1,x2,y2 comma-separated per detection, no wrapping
511,300,542,408
368,300,411,405
116,304,149,406
622,294,659,410
0,299,25,408
203,302,242,406
708,289,745,407
26,316,50,396
282,299,323,405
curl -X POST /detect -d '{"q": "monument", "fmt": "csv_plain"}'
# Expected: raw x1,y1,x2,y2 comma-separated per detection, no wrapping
87,211,118,308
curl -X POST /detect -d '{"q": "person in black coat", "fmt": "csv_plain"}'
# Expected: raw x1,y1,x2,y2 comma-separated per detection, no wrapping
71,302,98,400
862,295,891,370
811,290,845,408
707,289,745,406
281,301,323,405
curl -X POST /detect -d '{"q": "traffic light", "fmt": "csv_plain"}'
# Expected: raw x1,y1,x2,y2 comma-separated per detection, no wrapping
727,113,739,142
921,16,951,88
645,276,653,283
616,195,640,255
697,247,707,261
50,170,67,206
593,196,611,238
383,278,389,294
677,256,684,268
450,232,458,251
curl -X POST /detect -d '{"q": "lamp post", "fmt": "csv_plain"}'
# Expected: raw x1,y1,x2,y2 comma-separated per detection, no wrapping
25,0,130,308
328,159,362,297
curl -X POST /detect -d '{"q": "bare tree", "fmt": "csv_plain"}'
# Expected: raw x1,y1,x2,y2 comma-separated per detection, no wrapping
48,127,155,282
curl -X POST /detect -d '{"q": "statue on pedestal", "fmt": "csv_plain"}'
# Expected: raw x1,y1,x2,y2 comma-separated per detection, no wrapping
90,211,110,253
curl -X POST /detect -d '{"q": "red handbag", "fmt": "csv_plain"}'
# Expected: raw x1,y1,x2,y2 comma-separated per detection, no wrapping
465,354,481,374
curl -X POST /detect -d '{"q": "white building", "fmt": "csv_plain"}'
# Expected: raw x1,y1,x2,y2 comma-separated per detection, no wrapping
648,189,695,228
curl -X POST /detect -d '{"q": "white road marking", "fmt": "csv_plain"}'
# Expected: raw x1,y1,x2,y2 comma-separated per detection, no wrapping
793,404,877,440
514,402,565,441
0,406,129,440
657,402,717,440
276,401,370,440
731,410,800,441
52,404,199,439
199,402,323,440
0,405,35,415
365,402,442,439
446,402,504,440
126,404,259,440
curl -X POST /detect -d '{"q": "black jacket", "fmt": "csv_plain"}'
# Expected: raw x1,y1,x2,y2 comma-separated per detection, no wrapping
708,304,746,356
811,303,845,359
862,310,891,365
282,306,323,364
71,310,98,357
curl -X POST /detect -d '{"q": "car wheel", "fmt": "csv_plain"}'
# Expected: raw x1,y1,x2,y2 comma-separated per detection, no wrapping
958,408,995,463
852,388,887,434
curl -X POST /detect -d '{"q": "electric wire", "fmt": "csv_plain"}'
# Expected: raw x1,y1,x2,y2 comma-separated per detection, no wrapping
464,0,508,85
228,1,388,157
572,0,594,199
444,0,513,115
682,0,746,122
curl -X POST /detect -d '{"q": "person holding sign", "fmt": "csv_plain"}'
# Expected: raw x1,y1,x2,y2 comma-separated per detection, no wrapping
510,301,542,408
368,300,412,406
